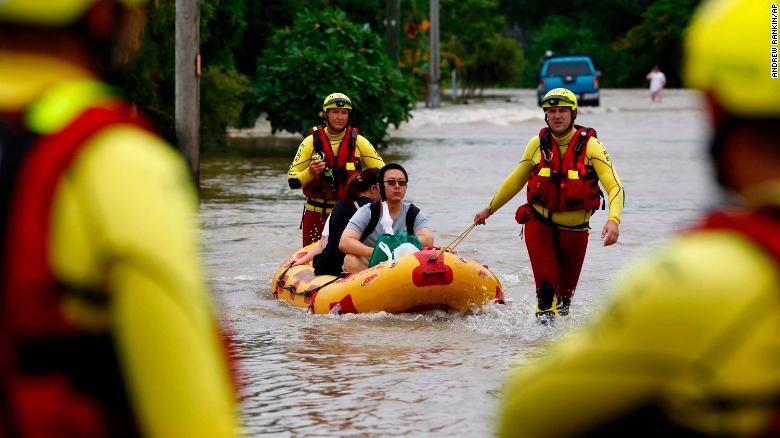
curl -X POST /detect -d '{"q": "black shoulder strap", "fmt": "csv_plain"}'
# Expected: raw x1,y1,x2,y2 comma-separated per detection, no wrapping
361,200,382,242
539,128,552,152
356,196,372,207
312,125,324,154
573,126,596,154
405,203,420,235
350,127,358,151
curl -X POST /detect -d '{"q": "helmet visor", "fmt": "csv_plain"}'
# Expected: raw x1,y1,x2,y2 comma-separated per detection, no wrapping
324,97,351,109
542,95,576,107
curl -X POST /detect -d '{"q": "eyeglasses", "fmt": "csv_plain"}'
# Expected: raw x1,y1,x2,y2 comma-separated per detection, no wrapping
383,179,408,187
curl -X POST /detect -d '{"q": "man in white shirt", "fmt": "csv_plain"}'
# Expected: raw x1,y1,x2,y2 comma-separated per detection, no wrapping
646,65,667,102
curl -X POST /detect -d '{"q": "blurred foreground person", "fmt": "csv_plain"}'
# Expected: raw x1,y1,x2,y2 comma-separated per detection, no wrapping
499,0,780,436
0,1,238,436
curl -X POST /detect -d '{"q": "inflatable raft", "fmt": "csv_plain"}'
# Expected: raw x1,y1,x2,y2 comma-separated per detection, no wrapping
271,246,504,314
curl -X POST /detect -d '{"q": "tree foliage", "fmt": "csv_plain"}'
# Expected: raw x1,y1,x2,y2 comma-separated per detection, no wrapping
503,0,701,87
117,0,703,154
462,35,525,93
248,8,415,145
521,15,609,87
400,0,524,95
233,0,385,80
118,0,250,151
201,66,250,150
612,0,700,87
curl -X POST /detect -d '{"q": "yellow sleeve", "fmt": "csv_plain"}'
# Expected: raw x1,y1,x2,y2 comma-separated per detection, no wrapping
287,135,316,189
587,137,624,224
499,232,780,437
51,126,238,437
355,135,384,169
486,137,538,212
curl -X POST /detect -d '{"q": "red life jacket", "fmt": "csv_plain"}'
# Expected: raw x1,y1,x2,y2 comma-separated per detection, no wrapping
302,126,361,201
0,101,153,437
526,126,602,213
695,207,780,263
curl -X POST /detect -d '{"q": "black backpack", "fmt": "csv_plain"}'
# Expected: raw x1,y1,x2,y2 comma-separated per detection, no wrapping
359,200,420,241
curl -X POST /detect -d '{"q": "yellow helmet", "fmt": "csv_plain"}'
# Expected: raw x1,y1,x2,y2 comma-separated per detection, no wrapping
541,88,578,111
684,0,778,118
322,93,353,112
0,0,145,27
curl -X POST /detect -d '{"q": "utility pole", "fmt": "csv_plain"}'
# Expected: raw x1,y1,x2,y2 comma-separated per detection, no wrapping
385,0,400,68
175,0,201,186
427,0,440,108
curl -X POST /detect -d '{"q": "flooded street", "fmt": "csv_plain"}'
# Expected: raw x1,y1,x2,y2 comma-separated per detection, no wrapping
201,89,712,436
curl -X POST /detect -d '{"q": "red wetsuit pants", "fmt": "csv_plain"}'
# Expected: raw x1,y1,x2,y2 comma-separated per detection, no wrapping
302,209,328,247
524,216,589,301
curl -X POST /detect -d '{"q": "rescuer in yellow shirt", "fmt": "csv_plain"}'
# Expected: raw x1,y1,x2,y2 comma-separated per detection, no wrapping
287,93,384,246
498,0,780,436
475,88,624,318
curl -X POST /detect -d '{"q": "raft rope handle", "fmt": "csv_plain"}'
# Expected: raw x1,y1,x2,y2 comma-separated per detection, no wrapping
284,273,347,296
276,260,296,288
430,223,477,262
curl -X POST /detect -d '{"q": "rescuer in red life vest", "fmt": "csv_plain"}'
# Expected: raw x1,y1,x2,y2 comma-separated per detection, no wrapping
499,1,780,435
474,87,625,319
287,93,385,247
0,1,238,436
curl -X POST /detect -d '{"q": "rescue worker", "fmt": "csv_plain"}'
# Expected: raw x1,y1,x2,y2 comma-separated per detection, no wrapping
288,93,384,247
474,88,624,318
0,1,238,436
498,0,780,436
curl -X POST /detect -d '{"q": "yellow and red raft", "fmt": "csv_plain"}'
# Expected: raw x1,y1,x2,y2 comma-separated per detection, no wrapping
271,246,505,314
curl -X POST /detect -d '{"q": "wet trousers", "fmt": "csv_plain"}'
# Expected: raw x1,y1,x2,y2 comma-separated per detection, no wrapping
524,217,589,301
302,209,328,247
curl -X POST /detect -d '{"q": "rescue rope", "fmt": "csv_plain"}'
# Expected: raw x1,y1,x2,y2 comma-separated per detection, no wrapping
431,223,476,261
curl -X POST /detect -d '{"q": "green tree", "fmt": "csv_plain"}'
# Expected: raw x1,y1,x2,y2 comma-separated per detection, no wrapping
521,15,611,87
117,0,176,142
613,0,701,87
201,66,250,151
501,0,701,88
443,0,523,92
119,0,250,151
500,0,654,40
233,0,388,80
399,0,523,96
248,8,415,145
462,35,525,93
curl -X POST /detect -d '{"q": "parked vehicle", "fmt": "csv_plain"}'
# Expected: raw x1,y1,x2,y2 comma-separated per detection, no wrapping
537,55,600,106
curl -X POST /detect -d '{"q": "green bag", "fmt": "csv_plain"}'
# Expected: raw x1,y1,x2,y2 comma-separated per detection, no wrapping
367,232,423,267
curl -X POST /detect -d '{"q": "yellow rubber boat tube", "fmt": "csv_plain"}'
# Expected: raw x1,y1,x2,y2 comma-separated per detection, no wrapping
271,247,504,314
